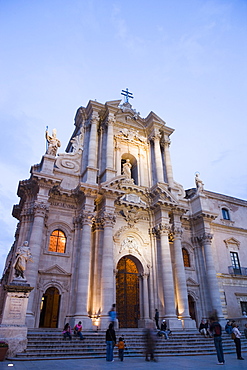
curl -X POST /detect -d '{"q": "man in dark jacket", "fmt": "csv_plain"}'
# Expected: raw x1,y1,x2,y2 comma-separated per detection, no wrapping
209,315,225,365
105,323,116,362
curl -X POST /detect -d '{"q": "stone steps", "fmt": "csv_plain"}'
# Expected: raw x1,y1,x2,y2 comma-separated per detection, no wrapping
10,329,247,360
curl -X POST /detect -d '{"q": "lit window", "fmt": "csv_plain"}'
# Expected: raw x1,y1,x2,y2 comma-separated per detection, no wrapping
222,208,230,220
182,248,190,267
49,229,66,253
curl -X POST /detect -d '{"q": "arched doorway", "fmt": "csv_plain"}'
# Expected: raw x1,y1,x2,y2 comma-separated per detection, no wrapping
116,256,140,328
39,287,60,328
188,295,196,321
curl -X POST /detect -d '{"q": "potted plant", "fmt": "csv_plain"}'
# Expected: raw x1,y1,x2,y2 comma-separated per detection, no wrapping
0,341,8,361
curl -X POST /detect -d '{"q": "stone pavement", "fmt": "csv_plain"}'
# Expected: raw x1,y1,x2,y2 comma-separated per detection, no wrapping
0,352,246,370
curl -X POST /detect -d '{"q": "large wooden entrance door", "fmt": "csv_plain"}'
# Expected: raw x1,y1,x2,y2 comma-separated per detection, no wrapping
39,287,60,328
116,256,140,328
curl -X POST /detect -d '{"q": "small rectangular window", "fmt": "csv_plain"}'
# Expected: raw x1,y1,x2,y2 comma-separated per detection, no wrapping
222,208,230,220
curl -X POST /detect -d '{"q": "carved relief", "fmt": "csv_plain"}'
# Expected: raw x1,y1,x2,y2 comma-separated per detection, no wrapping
119,236,141,256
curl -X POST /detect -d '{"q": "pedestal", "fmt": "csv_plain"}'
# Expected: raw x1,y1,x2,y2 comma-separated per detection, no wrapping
0,282,33,358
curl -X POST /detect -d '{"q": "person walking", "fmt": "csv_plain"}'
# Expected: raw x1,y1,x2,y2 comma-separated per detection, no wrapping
105,323,116,362
144,323,157,362
232,322,244,360
108,304,117,328
154,309,160,330
209,315,225,365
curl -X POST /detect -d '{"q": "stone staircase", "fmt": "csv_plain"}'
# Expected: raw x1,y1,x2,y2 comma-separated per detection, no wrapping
9,328,247,361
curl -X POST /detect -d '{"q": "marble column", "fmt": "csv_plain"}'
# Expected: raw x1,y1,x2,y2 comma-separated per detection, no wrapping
142,273,150,319
152,132,164,183
86,113,98,183
74,211,94,328
106,115,114,170
26,202,48,327
101,212,116,328
172,227,195,328
158,223,176,317
199,233,224,320
193,238,211,317
88,114,98,168
162,138,174,187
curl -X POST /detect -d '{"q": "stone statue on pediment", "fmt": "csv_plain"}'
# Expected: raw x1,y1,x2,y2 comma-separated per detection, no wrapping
45,128,61,156
13,241,33,280
195,173,204,193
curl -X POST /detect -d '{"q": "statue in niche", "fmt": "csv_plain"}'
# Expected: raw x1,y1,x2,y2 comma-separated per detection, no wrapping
45,128,61,156
122,159,132,179
195,173,204,193
13,241,33,279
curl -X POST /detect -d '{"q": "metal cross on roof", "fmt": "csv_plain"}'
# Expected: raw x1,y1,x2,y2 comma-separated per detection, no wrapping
121,88,134,103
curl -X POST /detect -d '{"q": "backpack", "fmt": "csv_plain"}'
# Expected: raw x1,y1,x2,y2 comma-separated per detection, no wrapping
231,332,236,340
214,324,221,336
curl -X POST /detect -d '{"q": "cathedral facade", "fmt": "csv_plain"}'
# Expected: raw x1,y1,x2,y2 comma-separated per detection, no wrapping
1,97,247,331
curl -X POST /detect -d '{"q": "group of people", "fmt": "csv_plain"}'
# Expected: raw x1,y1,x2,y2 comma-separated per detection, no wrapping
200,314,245,365
62,321,85,341
154,309,171,340
63,307,246,364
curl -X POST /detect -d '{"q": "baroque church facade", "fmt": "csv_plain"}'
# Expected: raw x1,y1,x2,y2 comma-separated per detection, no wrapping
1,96,247,331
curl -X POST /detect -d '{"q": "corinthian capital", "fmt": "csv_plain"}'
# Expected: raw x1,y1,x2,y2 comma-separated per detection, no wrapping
80,210,95,226
172,226,183,239
90,112,99,125
198,233,213,244
102,212,116,227
154,222,170,236
33,202,48,217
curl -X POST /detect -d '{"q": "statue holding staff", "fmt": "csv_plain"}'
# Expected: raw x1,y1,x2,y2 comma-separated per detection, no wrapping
13,241,33,279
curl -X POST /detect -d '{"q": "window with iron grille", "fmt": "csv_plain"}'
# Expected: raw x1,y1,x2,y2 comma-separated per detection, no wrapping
48,229,66,253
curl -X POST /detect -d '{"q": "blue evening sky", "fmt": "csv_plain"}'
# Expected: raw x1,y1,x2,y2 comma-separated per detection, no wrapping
0,0,246,275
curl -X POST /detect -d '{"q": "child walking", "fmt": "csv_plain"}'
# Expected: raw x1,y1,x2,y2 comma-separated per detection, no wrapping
116,336,125,361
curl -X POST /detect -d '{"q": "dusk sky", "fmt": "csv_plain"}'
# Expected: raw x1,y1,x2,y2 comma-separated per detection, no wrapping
0,0,246,276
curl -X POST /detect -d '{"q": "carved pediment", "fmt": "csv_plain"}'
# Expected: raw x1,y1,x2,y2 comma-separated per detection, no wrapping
39,264,71,276
186,277,199,287
224,237,240,249
150,184,178,206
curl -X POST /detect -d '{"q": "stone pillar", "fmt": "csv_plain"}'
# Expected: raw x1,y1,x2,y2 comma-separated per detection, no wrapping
152,132,164,183
193,238,211,317
142,273,150,319
172,227,196,329
158,223,177,319
74,211,94,329
162,137,174,187
100,212,116,329
106,115,114,169
115,143,121,176
26,202,48,327
88,113,98,168
86,113,98,183
199,233,224,320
